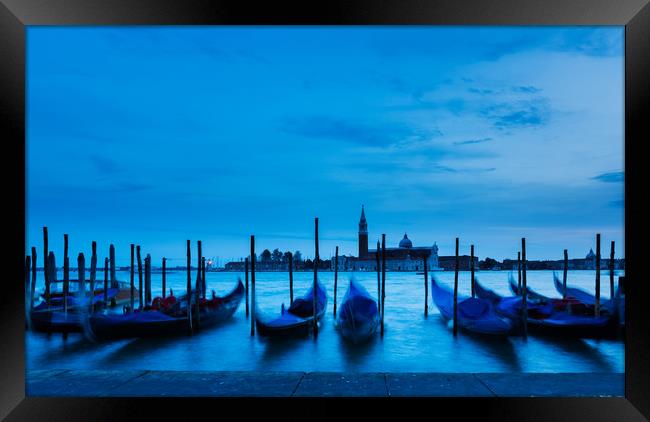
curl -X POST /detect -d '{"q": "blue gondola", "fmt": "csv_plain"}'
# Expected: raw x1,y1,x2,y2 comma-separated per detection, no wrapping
507,274,552,302
474,277,619,338
553,273,624,326
29,288,125,333
255,281,327,337
430,276,514,336
86,280,245,340
336,280,379,343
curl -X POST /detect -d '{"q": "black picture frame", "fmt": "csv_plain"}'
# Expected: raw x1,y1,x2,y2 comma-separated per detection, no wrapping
1,0,648,420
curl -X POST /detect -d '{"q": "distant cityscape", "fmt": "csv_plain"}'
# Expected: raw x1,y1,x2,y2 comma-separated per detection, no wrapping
222,206,624,272
36,206,624,274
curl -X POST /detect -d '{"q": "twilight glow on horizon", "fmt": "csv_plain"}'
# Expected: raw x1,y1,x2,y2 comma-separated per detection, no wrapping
26,26,624,265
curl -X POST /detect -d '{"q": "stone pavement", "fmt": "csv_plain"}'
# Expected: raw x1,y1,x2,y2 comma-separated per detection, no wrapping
26,370,624,397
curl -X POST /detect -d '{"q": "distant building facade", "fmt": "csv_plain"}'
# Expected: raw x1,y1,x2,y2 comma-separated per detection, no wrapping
344,206,477,271
500,248,624,271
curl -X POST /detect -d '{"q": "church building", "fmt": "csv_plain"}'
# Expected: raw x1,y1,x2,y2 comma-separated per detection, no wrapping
348,206,443,271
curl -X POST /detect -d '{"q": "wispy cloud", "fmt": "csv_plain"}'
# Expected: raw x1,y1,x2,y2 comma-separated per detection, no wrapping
280,116,441,148
483,28,623,60
481,98,551,130
512,86,542,94
454,137,493,146
468,87,495,95
592,171,624,183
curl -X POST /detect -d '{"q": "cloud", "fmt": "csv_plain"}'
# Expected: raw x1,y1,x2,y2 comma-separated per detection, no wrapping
592,171,624,183
481,98,551,130
454,137,493,146
468,88,495,95
483,28,623,60
512,86,542,94
280,116,441,148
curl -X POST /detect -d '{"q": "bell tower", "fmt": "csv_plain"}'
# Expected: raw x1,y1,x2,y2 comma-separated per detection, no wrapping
358,205,368,258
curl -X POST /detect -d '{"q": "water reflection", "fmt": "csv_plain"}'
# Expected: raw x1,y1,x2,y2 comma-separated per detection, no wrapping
536,336,616,372
336,329,380,370
465,335,521,372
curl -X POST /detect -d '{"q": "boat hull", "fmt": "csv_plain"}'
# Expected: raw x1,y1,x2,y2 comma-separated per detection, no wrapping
475,278,621,339
255,281,327,338
431,277,514,336
87,281,245,340
336,281,379,343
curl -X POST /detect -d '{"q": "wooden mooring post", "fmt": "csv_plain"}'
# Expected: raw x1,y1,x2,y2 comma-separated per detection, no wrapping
470,244,475,298
195,241,202,329
89,241,97,313
109,244,116,288
313,218,319,338
333,246,339,318
145,254,152,306
453,237,459,337
186,240,193,333
521,238,528,339
376,240,381,314
563,249,568,298
381,234,386,337
47,252,56,286
201,256,207,299
63,235,69,314
78,253,86,302
129,244,135,312
245,257,249,317
609,241,615,301
43,227,50,308
30,247,37,313
137,245,143,309
423,258,429,317
162,257,167,299
595,233,601,317
103,257,109,309
250,235,256,336
517,251,522,291
288,253,293,306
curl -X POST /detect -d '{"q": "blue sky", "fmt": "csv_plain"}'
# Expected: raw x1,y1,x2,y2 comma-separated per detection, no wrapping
26,26,624,265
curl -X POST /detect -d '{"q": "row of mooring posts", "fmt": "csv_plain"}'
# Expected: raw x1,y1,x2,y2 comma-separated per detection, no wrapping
28,226,618,339
550,234,616,316
246,218,337,338
183,240,210,334
27,227,123,314
29,228,224,324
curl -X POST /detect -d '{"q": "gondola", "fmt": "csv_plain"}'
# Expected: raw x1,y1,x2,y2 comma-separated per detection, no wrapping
507,274,552,302
552,273,624,326
255,281,327,337
41,280,135,307
474,277,619,338
86,280,245,340
28,288,131,333
509,273,603,315
430,276,514,336
29,309,87,333
336,280,379,343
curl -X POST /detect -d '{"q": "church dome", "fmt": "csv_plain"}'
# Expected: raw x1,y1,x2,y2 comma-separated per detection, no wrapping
586,248,596,259
399,233,412,248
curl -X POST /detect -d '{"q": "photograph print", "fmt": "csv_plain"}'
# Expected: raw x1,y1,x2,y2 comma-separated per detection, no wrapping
25,26,625,397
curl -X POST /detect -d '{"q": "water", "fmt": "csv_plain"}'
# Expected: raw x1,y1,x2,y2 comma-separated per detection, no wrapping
25,270,624,373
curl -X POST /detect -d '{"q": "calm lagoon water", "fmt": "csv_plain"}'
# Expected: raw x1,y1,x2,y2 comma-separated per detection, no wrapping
26,270,624,373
